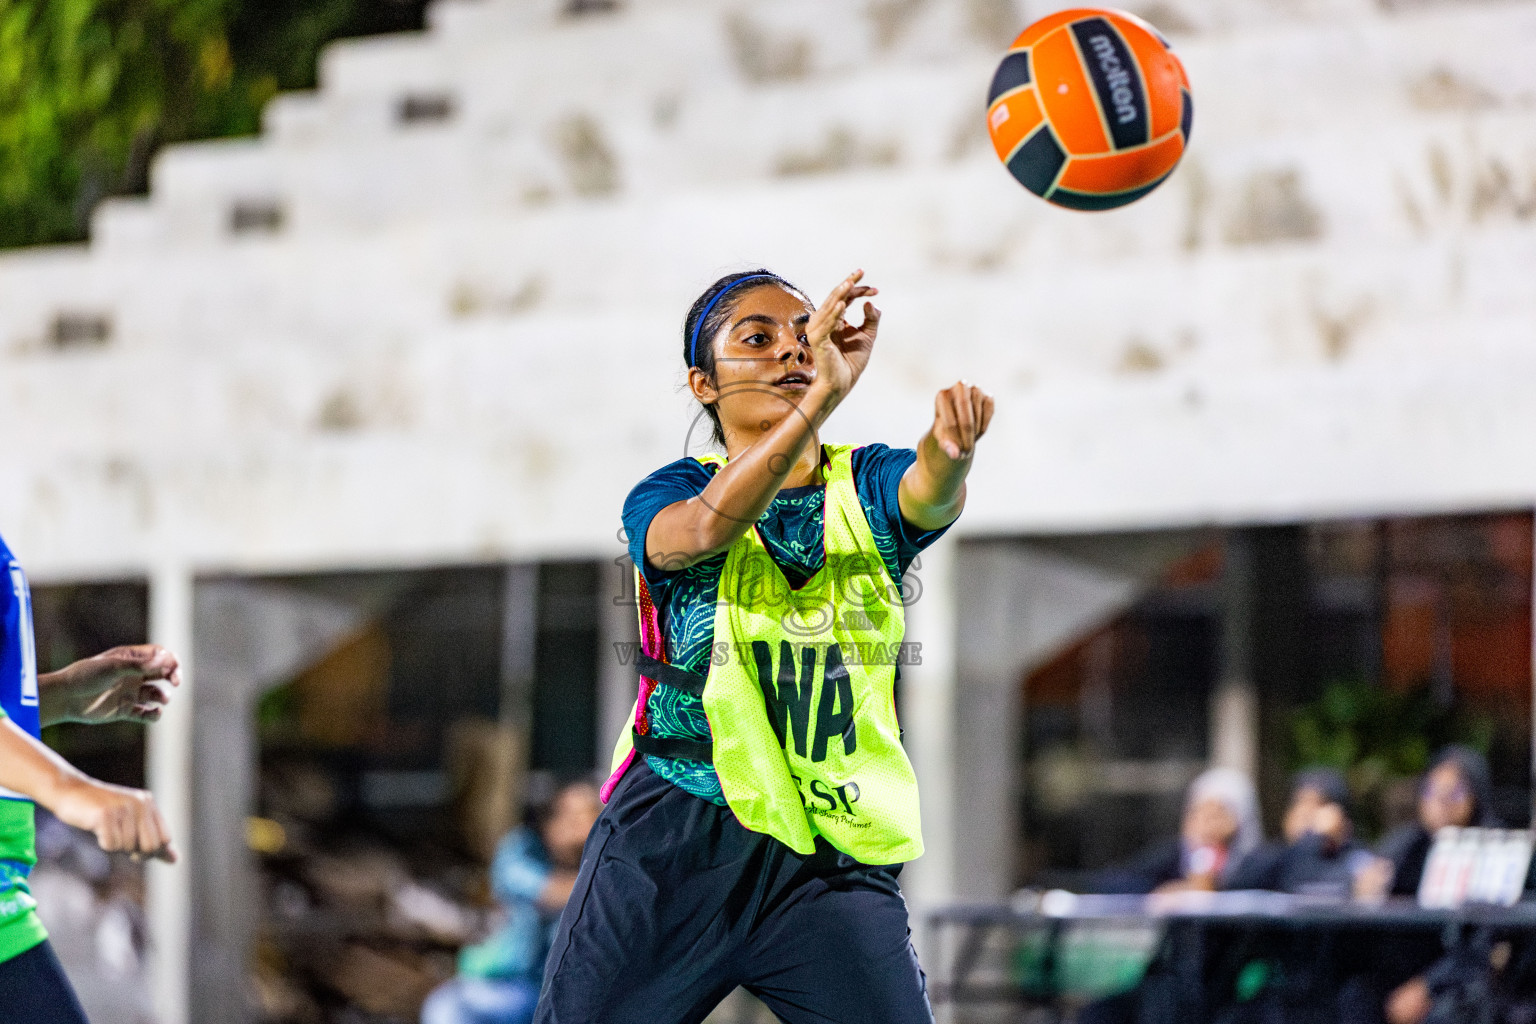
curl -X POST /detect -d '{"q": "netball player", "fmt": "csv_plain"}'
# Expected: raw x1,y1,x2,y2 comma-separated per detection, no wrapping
1,530,179,1024
535,269,992,1024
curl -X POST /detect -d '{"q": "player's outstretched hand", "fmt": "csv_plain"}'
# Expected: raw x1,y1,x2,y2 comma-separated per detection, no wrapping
805,269,880,401
52,777,177,864
930,381,994,461
42,644,181,726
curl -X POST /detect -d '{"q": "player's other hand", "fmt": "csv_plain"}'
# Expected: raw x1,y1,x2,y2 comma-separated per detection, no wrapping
44,644,180,725
929,381,994,461
52,777,177,863
805,269,880,401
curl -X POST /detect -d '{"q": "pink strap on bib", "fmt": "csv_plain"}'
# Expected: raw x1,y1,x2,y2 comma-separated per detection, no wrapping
600,571,666,802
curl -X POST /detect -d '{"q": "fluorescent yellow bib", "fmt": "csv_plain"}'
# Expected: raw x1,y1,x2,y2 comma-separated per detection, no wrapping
609,444,923,864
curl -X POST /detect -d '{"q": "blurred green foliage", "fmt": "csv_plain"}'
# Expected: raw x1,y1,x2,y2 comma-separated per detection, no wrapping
255,677,298,734
0,0,426,249
1289,678,1493,836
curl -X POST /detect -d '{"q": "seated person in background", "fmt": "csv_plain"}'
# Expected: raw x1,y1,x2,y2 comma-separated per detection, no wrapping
1341,746,1496,1024
1224,767,1362,898
1358,745,1495,900
1077,769,1263,1024
1091,767,1263,895
422,781,602,1024
1207,769,1366,1023
1487,919,1536,1024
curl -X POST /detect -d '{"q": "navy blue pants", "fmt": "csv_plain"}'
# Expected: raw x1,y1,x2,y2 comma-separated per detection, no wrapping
0,940,89,1024
534,761,932,1024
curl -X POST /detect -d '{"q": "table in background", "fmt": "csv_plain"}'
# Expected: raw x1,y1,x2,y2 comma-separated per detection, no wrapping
926,893,1536,1015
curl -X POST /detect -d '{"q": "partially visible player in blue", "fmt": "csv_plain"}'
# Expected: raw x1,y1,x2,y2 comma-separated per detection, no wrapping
0,530,181,1024
535,269,993,1024
421,782,602,1024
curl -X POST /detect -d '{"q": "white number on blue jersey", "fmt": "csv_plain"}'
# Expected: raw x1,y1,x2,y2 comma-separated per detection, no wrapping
7,564,37,707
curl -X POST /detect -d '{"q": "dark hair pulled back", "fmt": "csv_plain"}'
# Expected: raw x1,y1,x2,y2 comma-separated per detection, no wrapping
683,268,805,446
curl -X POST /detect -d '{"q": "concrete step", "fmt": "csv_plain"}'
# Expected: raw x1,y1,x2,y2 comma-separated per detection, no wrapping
85,0,1536,250
74,100,1536,353
6,212,1533,438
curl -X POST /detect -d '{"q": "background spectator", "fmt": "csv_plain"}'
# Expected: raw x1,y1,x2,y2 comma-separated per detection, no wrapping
1344,747,1496,1024
420,781,601,1024
1224,767,1363,898
1091,768,1263,896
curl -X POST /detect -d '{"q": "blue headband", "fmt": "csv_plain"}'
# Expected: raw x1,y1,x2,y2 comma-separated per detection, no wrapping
688,273,778,368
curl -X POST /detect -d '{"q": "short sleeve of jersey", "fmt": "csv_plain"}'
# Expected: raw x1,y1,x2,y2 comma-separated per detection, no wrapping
622,448,954,593
621,458,718,589
850,443,954,578
0,533,39,742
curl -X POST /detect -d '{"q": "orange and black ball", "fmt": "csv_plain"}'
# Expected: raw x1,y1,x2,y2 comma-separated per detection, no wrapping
987,8,1192,210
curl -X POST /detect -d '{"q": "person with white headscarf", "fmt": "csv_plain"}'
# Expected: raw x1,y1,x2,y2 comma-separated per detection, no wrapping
1079,767,1265,1024
1090,766,1263,895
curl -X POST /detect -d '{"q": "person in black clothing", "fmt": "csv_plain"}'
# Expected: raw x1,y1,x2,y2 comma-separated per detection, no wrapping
1224,767,1362,898
1342,746,1497,1024
1371,746,1496,899
1208,769,1369,1024
1491,927,1536,1024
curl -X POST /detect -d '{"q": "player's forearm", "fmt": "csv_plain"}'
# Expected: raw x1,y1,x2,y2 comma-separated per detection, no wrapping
648,385,836,569
899,431,971,531
0,716,91,810
37,666,86,727
699,389,832,532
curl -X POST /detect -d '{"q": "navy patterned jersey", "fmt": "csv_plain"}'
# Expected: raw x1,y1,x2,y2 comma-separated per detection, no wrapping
620,445,950,804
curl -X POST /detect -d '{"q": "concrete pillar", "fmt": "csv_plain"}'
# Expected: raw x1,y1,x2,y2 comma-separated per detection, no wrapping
500,564,538,737
917,534,1179,1024
1213,533,1260,781
189,604,258,1024
951,534,1203,903
180,580,366,1024
953,541,1024,905
498,563,538,822
596,555,637,773
958,537,1210,896
147,565,194,1024
1210,683,1259,779
952,541,1136,904
900,540,958,925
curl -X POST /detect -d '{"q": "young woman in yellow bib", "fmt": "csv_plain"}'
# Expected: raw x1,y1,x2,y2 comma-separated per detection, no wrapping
534,269,992,1024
